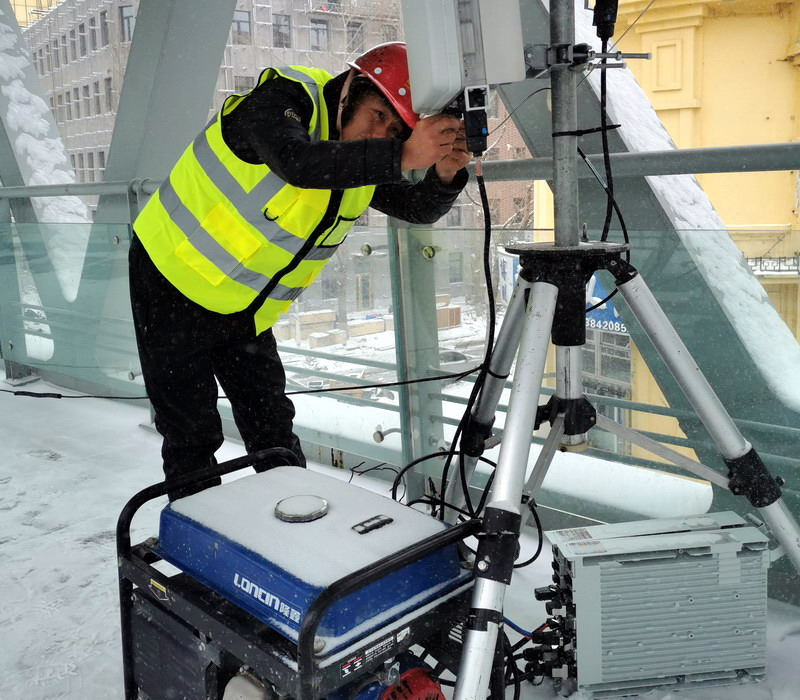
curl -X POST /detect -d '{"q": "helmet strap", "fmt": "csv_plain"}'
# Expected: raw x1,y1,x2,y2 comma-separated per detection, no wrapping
336,68,357,136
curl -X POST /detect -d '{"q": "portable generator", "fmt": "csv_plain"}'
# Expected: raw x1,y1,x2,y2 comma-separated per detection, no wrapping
116,452,479,700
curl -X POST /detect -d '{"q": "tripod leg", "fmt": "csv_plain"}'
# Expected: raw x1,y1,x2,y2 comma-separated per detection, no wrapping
613,268,800,573
454,282,558,700
443,275,533,523
594,414,729,488
523,414,566,500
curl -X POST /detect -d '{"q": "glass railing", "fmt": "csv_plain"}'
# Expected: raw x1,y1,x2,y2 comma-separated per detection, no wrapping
2,219,799,601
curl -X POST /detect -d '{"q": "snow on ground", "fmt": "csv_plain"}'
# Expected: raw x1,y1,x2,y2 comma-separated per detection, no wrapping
2,371,799,699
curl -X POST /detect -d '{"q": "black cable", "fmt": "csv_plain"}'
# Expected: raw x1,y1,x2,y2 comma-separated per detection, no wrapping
599,39,615,240
0,388,149,400
503,632,522,700
1,366,480,402
436,162,497,520
486,87,551,138
513,500,543,569
390,449,496,504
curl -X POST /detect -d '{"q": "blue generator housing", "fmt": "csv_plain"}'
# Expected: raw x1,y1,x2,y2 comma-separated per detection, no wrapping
157,467,470,653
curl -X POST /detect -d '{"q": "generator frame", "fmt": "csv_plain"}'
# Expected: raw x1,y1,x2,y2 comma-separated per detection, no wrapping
116,450,481,700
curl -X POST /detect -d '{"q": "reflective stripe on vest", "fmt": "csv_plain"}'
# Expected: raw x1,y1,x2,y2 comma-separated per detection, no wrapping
133,64,374,325
157,176,305,302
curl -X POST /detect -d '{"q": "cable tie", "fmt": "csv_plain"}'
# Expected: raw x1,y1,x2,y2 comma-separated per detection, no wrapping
552,124,620,138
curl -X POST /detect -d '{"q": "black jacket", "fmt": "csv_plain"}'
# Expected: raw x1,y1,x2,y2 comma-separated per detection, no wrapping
221,70,468,225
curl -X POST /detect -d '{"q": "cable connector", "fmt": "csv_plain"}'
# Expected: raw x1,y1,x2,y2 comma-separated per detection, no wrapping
592,0,620,41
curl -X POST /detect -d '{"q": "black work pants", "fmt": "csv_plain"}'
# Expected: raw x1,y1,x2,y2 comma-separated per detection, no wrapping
129,235,305,498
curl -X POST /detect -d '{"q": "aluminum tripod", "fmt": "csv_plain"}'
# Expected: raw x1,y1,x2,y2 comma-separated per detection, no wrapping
450,241,800,700
449,2,800,698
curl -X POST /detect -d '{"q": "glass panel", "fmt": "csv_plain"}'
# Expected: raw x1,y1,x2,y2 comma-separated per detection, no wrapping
0,223,141,396
395,226,800,557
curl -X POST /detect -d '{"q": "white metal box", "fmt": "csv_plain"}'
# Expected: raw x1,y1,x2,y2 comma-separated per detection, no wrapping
546,512,770,698
401,0,526,113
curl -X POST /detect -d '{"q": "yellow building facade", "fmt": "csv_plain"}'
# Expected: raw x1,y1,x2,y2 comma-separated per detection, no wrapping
614,0,799,459
617,0,799,332
9,0,60,27
526,1,799,462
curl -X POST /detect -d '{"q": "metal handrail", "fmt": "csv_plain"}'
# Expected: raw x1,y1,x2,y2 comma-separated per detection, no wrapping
0,178,159,199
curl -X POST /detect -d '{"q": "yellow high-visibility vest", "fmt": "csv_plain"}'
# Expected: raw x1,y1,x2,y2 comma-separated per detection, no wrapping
134,65,375,334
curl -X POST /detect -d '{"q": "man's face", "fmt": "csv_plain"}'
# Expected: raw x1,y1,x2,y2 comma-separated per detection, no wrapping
340,93,406,141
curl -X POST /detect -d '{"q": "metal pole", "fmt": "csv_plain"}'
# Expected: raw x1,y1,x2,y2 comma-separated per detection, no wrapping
550,0,579,247
469,141,800,182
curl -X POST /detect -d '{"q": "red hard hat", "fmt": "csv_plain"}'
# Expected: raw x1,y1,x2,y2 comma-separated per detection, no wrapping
347,42,420,129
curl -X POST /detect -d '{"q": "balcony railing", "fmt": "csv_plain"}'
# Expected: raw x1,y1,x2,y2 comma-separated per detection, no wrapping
747,255,800,275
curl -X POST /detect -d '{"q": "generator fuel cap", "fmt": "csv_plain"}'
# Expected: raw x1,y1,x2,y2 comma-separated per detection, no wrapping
274,494,328,523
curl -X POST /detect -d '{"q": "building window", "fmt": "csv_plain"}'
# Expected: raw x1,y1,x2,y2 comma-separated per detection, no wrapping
310,19,329,52
73,87,80,118
64,91,71,120
77,153,85,182
51,39,59,68
87,152,95,182
36,49,43,75
89,17,97,51
99,11,109,46
355,272,373,310
60,34,68,64
120,5,135,42
56,94,64,122
583,330,631,385
83,84,91,117
448,251,464,284
98,150,105,179
69,29,77,61
380,24,398,43
347,21,364,54
48,95,54,114
231,10,252,44
78,22,87,56
93,81,101,114
104,77,113,112
234,75,255,93
273,14,291,48
44,44,52,72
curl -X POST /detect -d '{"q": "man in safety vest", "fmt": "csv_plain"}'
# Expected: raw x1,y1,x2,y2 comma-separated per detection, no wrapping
129,42,470,499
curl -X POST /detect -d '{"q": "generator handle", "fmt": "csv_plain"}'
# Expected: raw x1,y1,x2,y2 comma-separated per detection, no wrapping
297,517,482,700
116,447,300,553
116,447,299,700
